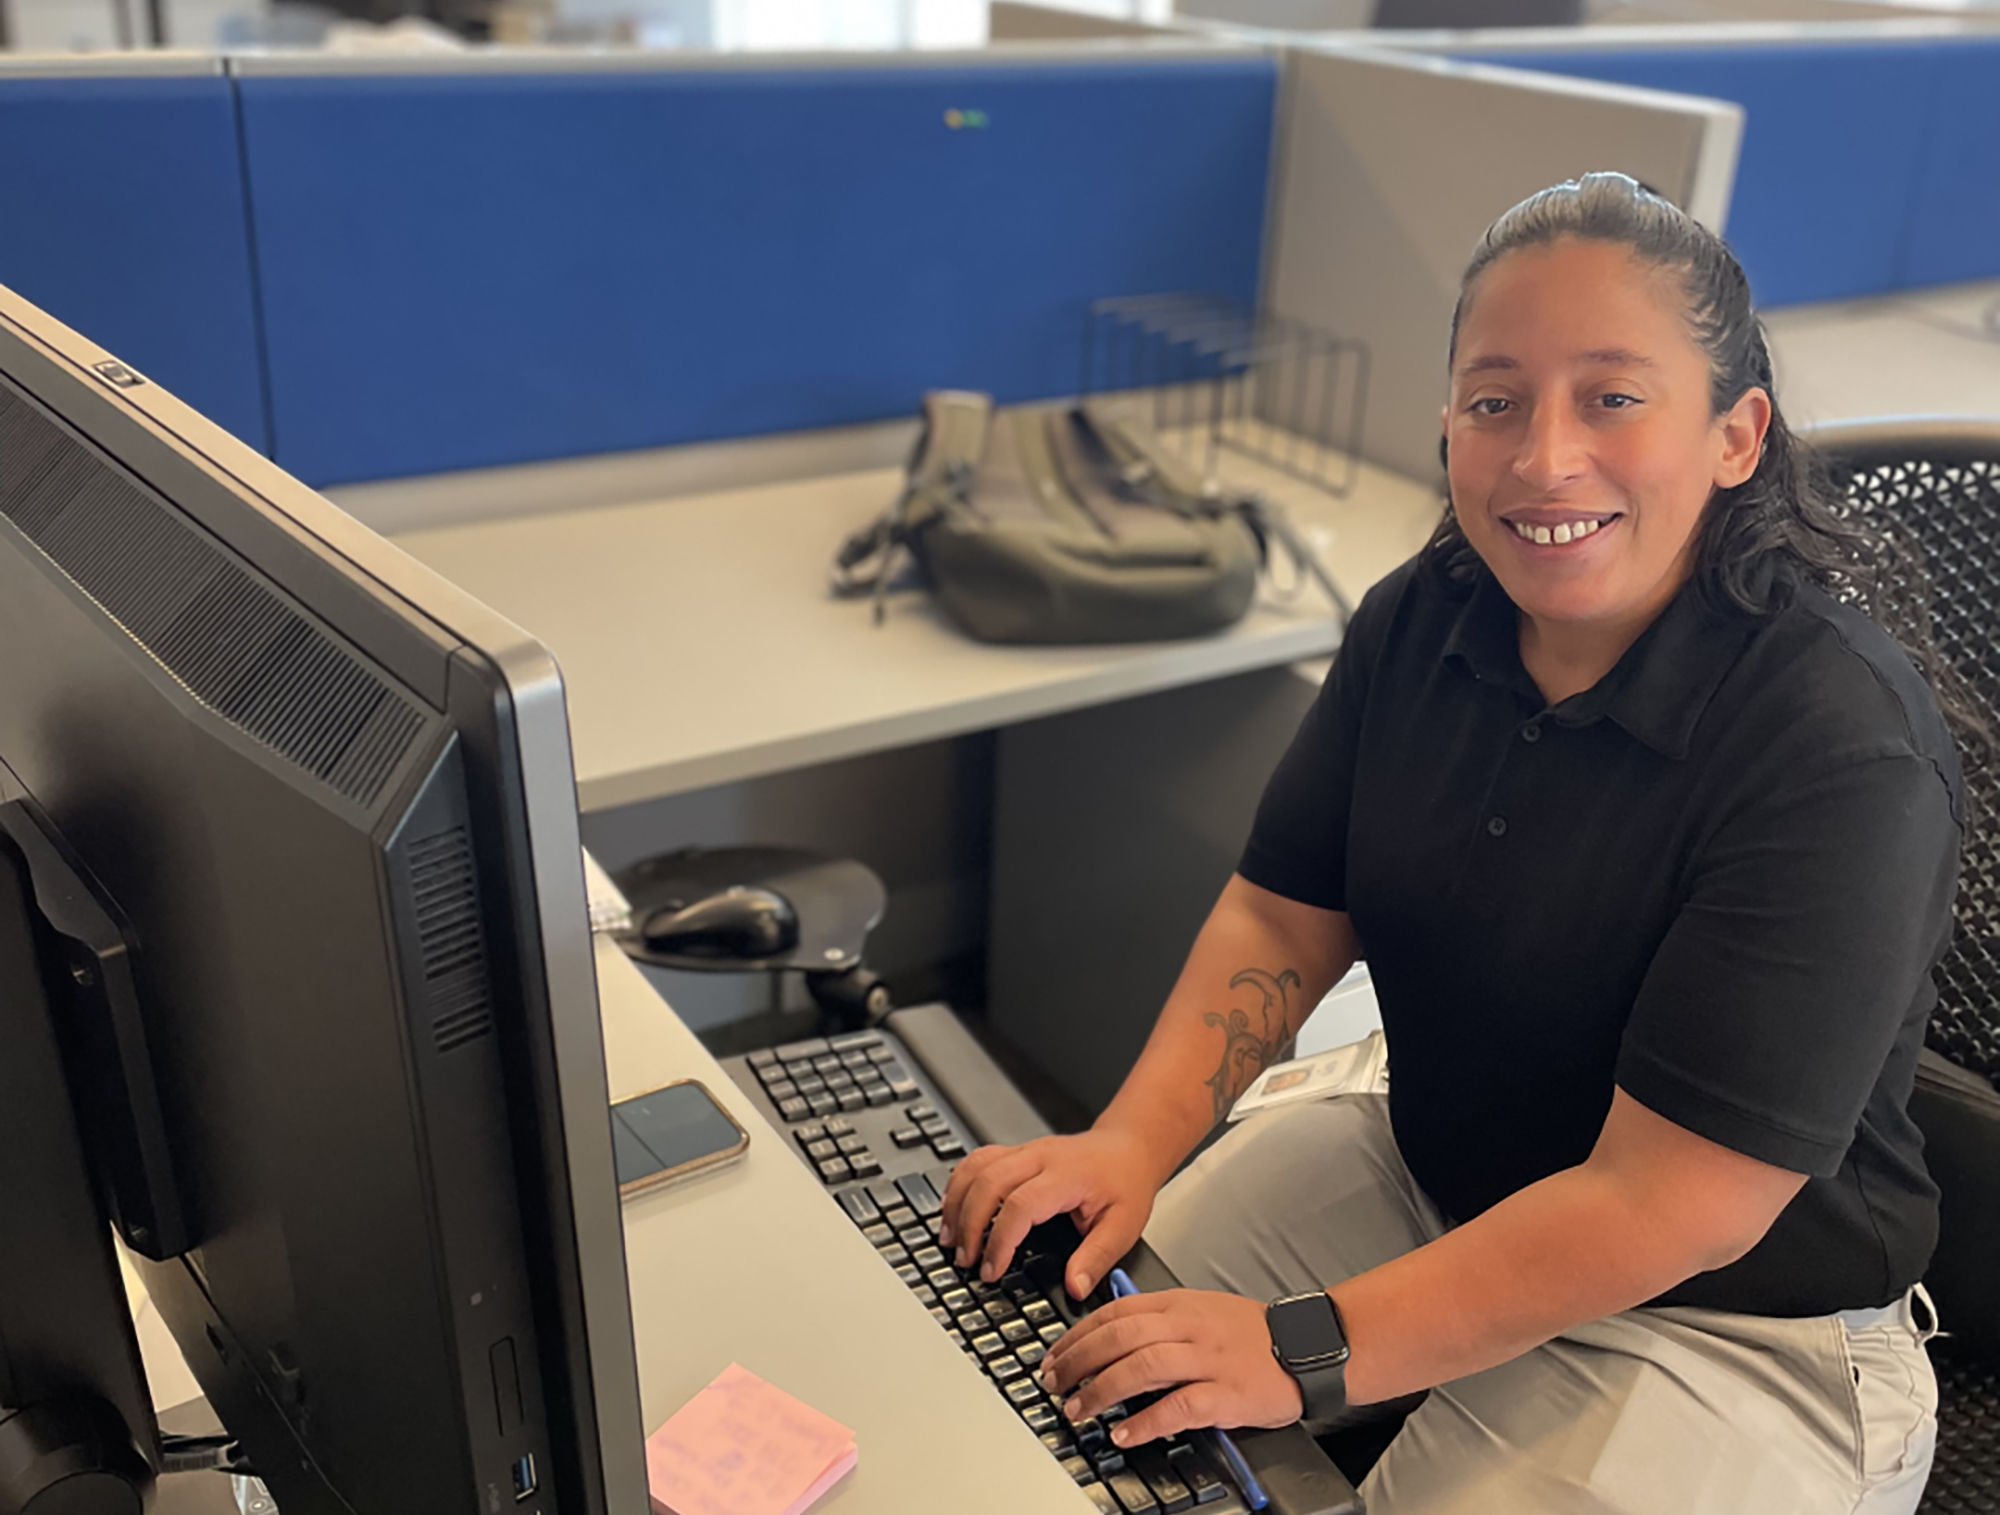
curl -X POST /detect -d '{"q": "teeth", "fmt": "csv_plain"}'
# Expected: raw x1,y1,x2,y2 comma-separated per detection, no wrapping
1512,518,1607,544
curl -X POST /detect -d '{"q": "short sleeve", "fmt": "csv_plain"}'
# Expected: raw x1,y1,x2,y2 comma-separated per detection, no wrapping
1616,750,1960,1176
1236,564,1409,910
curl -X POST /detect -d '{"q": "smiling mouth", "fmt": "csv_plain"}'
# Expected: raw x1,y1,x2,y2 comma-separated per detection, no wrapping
1506,514,1620,546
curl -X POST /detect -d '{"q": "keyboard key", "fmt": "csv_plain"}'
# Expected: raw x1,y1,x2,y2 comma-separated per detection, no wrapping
1004,1378,1042,1407
908,1102,937,1121
861,1223,893,1247
1022,1404,1060,1434
829,1030,882,1051
795,1076,828,1098
924,1215,946,1238
747,1048,779,1068
837,1090,866,1113
879,1245,911,1269
1168,1446,1229,1506
866,1044,896,1064
1000,1318,1034,1345
896,1174,943,1216
861,1083,894,1107
917,1117,952,1138
1075,1420,1109,1457
1061,1456,1096,1484
836,1189,879,1225
848,1153,882,1178
816,1157,851,1184
1041,1432,1076,1456
882,1207,917,1231
889,1126,925,1149
775,1037,831,1060
913,1285,938,1307
911,1246,946,1271
1105,1469,1160,1514
1039,1323,1066,1346
812,1055,843,1074
991,1357,1025,1383
767,1080,799,1103
782,1060,813,1080
929,1306,952,1328
1083,1483,1120,1515
794,1122,827,1146
1129,1447,1193,1514
895,1265,923,1288
1016,1342,1046,1368
1023,1300,1058,1327
891,1078,922,1102
825,1068,856,1090
839,1050,872,1069
931,1136,967,1159
955,1310,991,1335
867,1179,904,1210
940,1288,973,1313
971,1333,1006,1358
821,1115,851,1136
925,1269,957,1292
1093,1452,1127,1477
896,1226,929,1249
776,1098,809,1122
806,1094,837,1118
836,1134,869,1155
805,1139,838,1161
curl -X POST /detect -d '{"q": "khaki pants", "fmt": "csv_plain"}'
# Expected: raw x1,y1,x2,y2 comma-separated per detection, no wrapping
1146,1096,1940,1515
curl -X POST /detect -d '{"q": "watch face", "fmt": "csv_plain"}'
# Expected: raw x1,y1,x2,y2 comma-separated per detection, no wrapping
1273,1293,1349,1367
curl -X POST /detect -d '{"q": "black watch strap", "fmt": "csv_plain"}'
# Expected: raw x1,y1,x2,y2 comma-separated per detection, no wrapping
1266,1291,1351,1424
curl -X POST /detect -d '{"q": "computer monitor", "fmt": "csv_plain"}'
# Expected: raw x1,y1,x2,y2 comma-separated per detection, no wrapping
0,282,647,1515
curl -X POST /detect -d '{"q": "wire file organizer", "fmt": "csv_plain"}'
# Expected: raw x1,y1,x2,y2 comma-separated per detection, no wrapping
1080,294,1370,499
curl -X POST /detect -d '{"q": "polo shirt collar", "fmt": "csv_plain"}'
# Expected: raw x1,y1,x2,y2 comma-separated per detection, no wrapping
1440,566,1758,760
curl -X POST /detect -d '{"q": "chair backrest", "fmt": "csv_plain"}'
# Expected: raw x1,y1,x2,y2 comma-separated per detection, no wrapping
1808,417,2000,1090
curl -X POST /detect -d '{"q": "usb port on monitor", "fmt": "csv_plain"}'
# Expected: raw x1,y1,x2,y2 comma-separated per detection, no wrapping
511,1454,537,1502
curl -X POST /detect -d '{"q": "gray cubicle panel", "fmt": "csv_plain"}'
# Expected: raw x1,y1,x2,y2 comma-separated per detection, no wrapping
1261,44,1741,482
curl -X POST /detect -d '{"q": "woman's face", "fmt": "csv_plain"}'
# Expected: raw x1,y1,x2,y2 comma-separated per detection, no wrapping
1444,237,1768,634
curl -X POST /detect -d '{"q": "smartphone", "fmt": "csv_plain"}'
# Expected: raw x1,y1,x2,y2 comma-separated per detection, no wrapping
609,1079,750,1199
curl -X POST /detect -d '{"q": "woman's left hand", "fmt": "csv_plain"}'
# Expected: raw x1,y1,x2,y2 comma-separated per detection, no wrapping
1036,1288,1305,1446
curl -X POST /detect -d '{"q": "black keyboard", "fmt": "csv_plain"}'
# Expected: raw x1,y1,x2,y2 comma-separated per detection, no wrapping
720,1026,1270,1514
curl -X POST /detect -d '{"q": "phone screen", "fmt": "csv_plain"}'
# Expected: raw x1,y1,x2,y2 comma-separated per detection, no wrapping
610,1080,748,1195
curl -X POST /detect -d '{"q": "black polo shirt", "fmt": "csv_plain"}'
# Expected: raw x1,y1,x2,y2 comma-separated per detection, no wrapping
1240,554,1963,1315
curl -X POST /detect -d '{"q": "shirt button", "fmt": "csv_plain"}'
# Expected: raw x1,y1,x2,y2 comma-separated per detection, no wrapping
1486,816,1508,837
1521,723,1542,743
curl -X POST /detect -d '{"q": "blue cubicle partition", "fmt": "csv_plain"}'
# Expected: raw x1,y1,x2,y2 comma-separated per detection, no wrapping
0,70,270,452
1447,36,2000,307
234,58,1277,486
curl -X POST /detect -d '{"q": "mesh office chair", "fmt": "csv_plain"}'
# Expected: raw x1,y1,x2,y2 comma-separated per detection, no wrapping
1812,418,2000,1515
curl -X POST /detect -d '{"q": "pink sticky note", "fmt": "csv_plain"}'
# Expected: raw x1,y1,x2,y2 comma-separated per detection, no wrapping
646,1363,857,1515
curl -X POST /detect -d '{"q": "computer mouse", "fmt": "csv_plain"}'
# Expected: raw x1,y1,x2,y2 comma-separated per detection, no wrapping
641,885,800,960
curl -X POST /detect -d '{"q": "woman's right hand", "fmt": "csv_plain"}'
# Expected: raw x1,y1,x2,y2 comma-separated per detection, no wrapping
936,1126,1167,1300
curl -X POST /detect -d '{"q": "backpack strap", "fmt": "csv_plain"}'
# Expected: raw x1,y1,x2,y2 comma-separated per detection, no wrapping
832,391,993,623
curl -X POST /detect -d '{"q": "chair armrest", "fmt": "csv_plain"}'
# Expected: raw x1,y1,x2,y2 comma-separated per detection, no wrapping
1912,1047,2000,1355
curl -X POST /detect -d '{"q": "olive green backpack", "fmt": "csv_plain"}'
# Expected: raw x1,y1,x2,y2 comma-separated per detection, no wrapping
831,391,1350,645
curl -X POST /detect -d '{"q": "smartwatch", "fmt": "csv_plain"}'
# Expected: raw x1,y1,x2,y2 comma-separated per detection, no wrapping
1266,1291,1351,1424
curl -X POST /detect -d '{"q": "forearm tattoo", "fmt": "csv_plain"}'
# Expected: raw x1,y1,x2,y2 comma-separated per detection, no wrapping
1203,967,1300,1124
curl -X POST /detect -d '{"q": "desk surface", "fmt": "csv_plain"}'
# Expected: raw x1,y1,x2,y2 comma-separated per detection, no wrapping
597,935,1092,1512
394,445,1441,811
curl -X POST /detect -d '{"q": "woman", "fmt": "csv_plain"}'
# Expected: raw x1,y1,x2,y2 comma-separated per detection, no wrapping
937,174,1967,1515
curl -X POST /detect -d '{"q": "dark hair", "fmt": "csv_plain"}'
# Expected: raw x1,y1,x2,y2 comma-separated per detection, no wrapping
1428,171,1987,757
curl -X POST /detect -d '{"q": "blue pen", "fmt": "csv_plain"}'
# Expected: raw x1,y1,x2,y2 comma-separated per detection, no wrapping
1105,1268,1271,1512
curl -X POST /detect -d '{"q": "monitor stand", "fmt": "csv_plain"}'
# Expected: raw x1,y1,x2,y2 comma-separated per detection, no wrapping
0,819,157,1515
